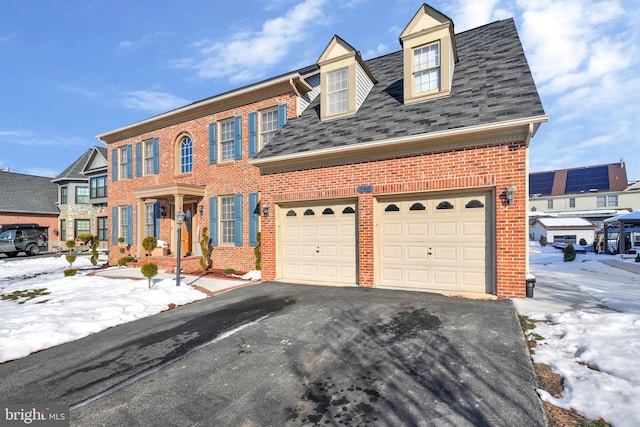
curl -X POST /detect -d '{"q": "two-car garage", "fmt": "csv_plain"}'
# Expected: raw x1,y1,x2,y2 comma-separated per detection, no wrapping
276,191,494,295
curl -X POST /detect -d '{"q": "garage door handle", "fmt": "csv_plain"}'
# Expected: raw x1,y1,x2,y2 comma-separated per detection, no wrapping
427,247,433,255
316,246,320,254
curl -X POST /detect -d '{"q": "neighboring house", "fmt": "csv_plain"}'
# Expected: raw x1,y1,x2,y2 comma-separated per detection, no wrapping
251,5,546,298
97,64,318,269
529,162,639,217
51,146,108,250
530,217,597,246
0,170,59,242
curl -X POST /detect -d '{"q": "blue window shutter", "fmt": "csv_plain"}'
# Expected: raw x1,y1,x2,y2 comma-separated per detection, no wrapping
278,103,288,129
135,142,142,177
153,138,160,174
248,112,257,158
126,145,132,179
111,148,117,182
249,193,258,247
233,115,242,160
209,197,218,246
127,205,133,246
154,201,160,238
234,194,243,246
111,207,118,245
209,123,217,164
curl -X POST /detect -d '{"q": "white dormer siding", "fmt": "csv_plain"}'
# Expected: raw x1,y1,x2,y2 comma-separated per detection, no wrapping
355,61,374,111
299,73,321,115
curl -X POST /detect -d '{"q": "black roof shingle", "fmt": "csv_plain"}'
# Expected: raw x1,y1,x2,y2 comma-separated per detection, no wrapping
0,171,59,215
255,18,545,160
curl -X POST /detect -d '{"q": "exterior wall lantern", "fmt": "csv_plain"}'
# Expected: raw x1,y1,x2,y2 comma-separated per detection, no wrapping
198,203,204,216
505,186,516,205
175,209,185,286
262,203,269,217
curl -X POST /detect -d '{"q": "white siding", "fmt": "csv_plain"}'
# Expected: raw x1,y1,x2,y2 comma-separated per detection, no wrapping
355,62,374,112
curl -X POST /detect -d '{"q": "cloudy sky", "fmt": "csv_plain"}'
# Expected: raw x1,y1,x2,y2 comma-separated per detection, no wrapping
1,0,638,180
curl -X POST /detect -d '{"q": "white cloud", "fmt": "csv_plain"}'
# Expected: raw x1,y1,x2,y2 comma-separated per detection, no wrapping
0,129,89,149
121,91,190,112
447,0,503,31
117,32,166,51
364,43,389,59
0,32,16,42
173,0,329,83
60,84,98,97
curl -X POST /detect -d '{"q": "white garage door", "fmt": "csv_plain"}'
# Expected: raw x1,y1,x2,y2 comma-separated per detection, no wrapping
279,201,356,285
377,193,491,294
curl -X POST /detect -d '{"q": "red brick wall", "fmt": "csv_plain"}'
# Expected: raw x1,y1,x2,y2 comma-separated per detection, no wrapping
260,140,528,298
107,93,297,272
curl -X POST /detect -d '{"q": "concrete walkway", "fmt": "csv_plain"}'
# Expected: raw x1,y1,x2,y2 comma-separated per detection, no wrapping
92,266,256,296
598,257,640,274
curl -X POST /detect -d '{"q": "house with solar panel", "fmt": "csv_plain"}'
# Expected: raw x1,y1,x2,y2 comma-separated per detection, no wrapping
529,161,638,222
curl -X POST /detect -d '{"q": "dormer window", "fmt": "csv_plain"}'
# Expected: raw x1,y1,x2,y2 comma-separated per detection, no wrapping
317,35,376,121
400,4,458,105
413,42,440,94
327,67,349,115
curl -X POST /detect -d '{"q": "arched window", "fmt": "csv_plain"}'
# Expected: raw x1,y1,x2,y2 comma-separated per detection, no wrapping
286,210,297,217
342,207,355,214
436,201,454,210
465,200,484,209
322,208,334,215
384,204,400,212
409,202,426,211
303,209,315,216
180,136,193,173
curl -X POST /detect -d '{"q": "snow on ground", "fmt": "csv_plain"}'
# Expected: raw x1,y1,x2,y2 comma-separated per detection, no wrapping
516,243,640,427
0,255,206,363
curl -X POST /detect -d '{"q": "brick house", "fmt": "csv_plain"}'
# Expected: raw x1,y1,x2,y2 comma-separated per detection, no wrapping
96,67,319,270
251,5,547,298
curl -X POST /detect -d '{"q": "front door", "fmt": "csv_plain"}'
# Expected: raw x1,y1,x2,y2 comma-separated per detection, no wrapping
182,203,194,255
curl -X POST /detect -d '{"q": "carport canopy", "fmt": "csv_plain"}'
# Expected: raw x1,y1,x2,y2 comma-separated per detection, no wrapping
603,211,640,254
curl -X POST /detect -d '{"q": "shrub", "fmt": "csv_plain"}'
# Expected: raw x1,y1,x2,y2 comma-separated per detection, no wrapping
65,239,76,250
65,254,77,268
224,268,235,275
90,235,99,265
539,235,547,247
199,227,210,271
563,244,576,262
64,269,78,277
142,236,158,256
254,232,261,270
118,237,125,244
635,253,640,263
77,233,93,243
579,238,588,246
118,256,136,266
141,262,159,288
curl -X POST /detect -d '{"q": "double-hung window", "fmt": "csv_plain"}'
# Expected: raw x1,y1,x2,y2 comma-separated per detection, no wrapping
220,196,235,245
144,140,155,175
76,187,89,204
144,203,155,237
119,206,129,243
119,146,129,180
608,195,618,207
60,187,68,205
90,176,107,199
261,108,279,147
75,219,90,237
597,196,606,207
97,217,108,241
327,68,349,115
413,43,440,94
220,120,235,162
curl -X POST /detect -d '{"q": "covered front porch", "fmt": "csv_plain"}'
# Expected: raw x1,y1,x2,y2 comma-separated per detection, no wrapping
133,182,207,261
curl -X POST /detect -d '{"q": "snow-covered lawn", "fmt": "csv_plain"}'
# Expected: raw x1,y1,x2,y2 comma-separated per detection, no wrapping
517,244,640,427
0,255,206,363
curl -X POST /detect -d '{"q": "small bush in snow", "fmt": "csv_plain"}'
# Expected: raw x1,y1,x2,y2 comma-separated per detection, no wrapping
539,235,547,247
563,244,576,262
64,269,78,277
579,238,588,246
141,263,159,288
118,256,135,266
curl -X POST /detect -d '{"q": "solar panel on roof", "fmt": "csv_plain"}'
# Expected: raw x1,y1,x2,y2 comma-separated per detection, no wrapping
565,166,609,193
529,172,555,196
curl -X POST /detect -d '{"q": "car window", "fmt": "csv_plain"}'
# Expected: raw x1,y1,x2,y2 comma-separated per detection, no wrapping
0,230,16,240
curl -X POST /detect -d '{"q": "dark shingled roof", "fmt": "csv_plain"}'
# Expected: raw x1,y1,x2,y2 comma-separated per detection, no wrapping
0,171,59,214
53,146,107,182
255,18,545,160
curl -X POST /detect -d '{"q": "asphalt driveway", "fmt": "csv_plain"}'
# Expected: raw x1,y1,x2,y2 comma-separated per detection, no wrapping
0,282,545,426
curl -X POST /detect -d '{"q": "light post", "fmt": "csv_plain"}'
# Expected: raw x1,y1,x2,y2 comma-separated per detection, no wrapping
175,209,185,286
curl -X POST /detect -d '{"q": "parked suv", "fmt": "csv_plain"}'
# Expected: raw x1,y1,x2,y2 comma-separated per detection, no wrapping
0,224,48,257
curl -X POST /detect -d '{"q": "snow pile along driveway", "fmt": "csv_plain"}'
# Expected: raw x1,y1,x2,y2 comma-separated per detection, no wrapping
518,244,640,426
0,256,207,363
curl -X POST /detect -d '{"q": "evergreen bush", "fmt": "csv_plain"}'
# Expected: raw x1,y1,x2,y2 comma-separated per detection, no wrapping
141,263,159,288
199,227,210,271
563,244,576,262
539,235,547,247
579,238,588,246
